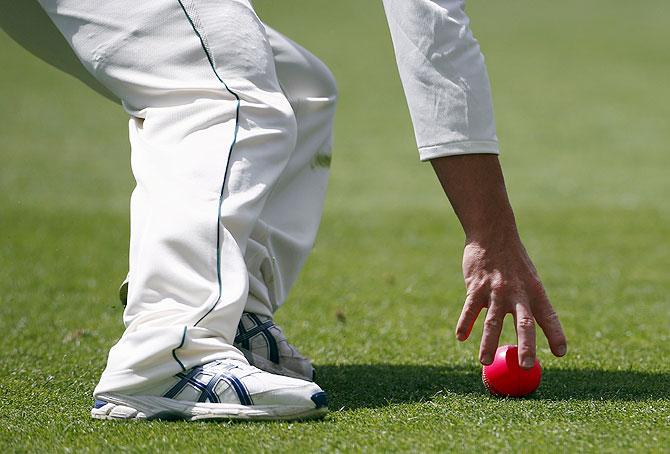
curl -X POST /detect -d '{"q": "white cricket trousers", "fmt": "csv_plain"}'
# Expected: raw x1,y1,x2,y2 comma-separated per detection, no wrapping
29,0,337,394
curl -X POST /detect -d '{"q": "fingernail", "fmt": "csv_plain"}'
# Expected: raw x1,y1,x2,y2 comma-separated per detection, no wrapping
481,354,492,364
522,358,535,369
556,344,567,356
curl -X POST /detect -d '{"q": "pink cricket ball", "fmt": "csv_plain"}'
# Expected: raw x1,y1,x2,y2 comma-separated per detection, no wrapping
482,345,542,397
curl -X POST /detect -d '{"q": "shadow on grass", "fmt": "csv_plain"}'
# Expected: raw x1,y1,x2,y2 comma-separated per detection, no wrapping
315,364,670,409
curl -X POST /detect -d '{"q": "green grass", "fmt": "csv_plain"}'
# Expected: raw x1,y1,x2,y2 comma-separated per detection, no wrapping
1,0,669,452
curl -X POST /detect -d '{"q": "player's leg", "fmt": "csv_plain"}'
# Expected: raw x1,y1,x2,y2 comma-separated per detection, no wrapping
236,27,337,379
113,24,338,381
246,27,337,317
31,0,326,420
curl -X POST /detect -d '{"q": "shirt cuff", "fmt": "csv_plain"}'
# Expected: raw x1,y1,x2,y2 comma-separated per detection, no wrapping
418,140,500,162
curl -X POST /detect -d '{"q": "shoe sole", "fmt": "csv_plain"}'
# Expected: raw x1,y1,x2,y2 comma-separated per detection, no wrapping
239,348,315,382
92,393,328,422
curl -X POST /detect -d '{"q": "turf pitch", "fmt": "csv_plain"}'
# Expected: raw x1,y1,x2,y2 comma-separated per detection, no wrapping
1,0,669,451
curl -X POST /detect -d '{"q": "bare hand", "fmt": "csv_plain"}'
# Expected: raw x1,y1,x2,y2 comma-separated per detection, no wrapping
430,154,567,369
455,236,567,368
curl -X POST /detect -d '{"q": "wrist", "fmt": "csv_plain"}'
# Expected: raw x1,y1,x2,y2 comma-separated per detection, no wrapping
465,222,521,248
459,200,520,245
431,154,521,246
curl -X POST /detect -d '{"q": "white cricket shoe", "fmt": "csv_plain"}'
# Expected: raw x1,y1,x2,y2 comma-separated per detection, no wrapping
235,313,316,382
91,359,327,421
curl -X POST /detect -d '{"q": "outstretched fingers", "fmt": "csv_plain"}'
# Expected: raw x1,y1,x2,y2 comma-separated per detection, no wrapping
478,294,506,365
533,294,568,357
455,292,487,341
514,301,537,369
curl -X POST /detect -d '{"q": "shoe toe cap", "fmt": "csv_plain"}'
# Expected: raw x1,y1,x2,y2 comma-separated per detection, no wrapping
252,380,325,408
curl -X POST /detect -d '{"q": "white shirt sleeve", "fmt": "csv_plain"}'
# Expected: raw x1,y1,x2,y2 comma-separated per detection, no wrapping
382,0,499,161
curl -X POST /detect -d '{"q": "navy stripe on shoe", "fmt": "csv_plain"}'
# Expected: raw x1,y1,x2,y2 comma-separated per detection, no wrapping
248,314,280,364
183,376,219,403
163,366,219,403
234,318,274,344
202,373,225,403
162,365,252,405
235,320,252,351
221,372,253,406
163,367,202,399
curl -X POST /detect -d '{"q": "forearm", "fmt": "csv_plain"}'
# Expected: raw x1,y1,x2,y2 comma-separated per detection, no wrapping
431,154,520,243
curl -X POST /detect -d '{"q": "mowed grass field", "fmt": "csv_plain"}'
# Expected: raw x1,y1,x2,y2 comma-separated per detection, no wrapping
1,0,669,451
